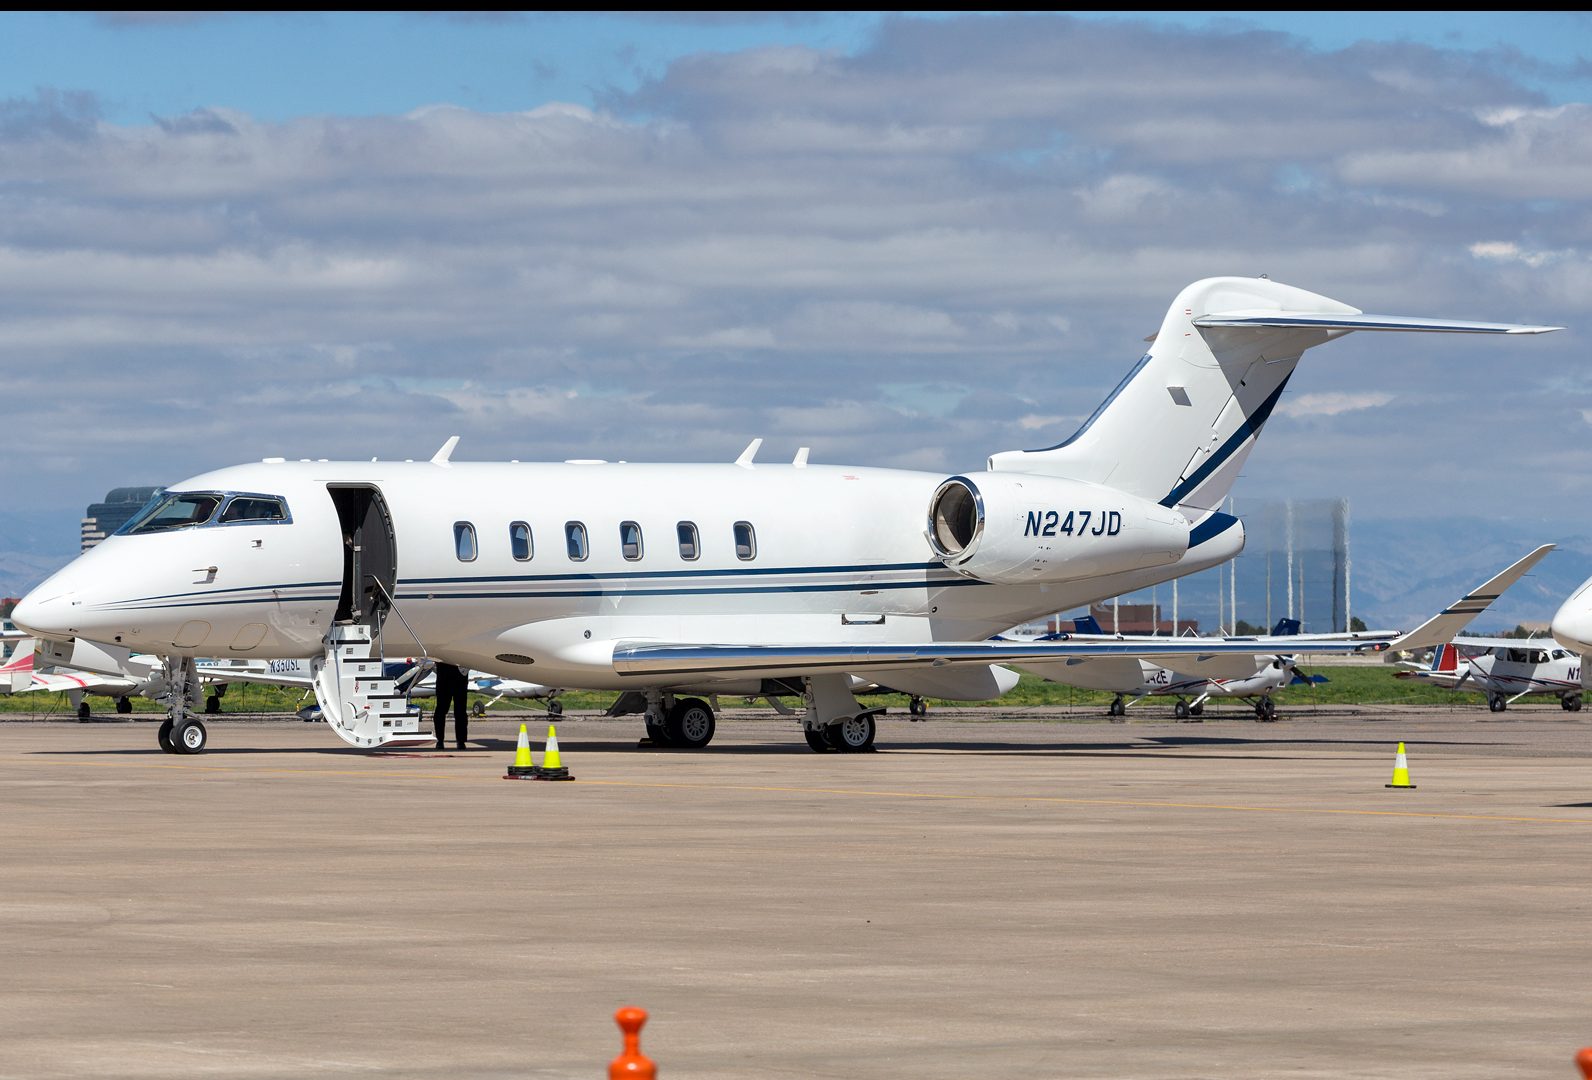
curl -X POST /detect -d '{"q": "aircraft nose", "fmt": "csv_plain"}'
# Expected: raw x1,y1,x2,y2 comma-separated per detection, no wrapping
10,587,75,639
1551,584,1592,656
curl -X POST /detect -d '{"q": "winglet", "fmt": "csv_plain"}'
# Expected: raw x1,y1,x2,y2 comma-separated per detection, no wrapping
1389,544,1556,653
431,435,461,466
735,438,763,469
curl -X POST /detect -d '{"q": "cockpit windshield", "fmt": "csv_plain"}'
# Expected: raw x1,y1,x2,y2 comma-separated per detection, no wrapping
117,491,291,536
120,492,224,534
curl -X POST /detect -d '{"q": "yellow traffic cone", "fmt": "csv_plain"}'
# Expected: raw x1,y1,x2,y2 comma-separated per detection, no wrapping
1385,741,1416,789
534,723,573,781
503,723,538,780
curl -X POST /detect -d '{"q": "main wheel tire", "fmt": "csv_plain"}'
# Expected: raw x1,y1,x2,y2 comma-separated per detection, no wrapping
173,718,208,754
909,698,927,717
1107,698,1125,718
204,695,222,715
666,698,716,749
116,697,133,715
547,700,564,717
824,714,876,752
157,719,176,753
1488,695,1507,713
803,727,833,753
1173,700,1190,720
1562,694,1582,713
472,701,485,717
77,701,91,720
1190,702,1205,717
645,714,674,747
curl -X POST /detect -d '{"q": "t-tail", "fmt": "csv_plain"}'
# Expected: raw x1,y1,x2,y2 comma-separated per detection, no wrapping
986,277,1561,525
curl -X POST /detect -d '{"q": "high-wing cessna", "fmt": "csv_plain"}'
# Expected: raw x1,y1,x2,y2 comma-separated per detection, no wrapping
1395,638,1583,712
1023,545,1555,720
11,277,1560,754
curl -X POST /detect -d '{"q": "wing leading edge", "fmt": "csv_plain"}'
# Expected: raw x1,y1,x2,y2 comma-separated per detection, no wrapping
608,546,1553,683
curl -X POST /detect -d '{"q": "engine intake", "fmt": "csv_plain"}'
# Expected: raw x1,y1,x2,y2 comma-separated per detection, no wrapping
926,473,1190,585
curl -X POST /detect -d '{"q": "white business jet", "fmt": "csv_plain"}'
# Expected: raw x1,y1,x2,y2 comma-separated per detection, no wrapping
1024,545,1555,720
12,277,1560,755
1552,573,1592,659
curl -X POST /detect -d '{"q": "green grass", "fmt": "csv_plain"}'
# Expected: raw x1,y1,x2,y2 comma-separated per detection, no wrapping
0,665,1479,716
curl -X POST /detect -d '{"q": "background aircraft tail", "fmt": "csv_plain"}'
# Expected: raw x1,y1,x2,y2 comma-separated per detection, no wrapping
988,277,1560,522
1431,643,1459,673
2,637,36,692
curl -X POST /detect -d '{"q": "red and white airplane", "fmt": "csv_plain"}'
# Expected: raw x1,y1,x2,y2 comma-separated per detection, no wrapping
1395,637,1583,712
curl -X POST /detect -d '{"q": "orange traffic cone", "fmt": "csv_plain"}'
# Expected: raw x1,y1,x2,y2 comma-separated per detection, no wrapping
1576,1047,1592,1079
534,724,573,781
1385,741,1416,789
503,723,537,780
609,1007,655,1080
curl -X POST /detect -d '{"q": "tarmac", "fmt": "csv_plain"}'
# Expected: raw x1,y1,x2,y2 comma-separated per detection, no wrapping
4,705,1591,1079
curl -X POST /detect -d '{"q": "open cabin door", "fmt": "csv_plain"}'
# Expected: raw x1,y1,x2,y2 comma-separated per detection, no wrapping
329,485,397,630
314,484,430,749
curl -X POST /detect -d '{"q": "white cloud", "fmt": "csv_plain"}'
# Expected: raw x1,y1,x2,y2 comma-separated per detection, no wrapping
1277,392,1394,418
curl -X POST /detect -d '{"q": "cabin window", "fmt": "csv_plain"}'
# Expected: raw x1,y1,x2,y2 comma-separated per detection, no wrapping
510,521,533,561
453,522,477,562
620,521,644,561
734,521,757,561
677,521,700,561
219,495,288,524
565,521,589,562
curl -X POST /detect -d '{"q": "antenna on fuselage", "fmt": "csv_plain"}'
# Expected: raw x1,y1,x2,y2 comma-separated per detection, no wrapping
431,435,461,465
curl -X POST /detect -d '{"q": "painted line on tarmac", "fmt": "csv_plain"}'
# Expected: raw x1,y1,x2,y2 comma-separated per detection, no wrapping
32,757,1592,827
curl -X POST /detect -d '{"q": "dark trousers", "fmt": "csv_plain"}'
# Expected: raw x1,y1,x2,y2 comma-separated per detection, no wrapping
432,663,469,744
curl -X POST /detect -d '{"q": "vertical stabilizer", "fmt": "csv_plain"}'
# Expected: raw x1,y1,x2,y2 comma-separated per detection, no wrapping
989,277,1357,517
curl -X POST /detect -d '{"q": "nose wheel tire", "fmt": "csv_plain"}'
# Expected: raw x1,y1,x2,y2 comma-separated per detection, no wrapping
1488,695,1507,713
547,700,564,717
824,714,877,752
173,719,208,754
665,698,716,750
204,695,222,715
1107,697,1126,718
116,697,133,715
1561,694,1582,713
471,702,485,717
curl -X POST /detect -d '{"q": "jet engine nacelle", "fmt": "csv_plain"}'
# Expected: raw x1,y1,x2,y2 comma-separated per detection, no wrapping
926,472,1190,585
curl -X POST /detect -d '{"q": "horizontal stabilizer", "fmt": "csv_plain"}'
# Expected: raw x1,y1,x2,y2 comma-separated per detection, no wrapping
1192,311,1562,335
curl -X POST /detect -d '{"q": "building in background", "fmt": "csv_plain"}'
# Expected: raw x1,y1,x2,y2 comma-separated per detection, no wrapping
1054,497,1352,637
81,486,164,550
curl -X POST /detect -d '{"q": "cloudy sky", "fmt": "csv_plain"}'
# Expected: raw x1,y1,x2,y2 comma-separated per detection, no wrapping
2,11,1589,582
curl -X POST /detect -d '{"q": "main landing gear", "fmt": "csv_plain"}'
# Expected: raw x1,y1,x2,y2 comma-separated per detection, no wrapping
640,691,718,749
801,674,881,753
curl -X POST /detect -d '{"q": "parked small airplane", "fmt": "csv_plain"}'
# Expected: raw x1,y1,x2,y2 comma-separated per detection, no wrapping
12,276,1560,754
1394,638,1583,712
1024,545,1554,720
